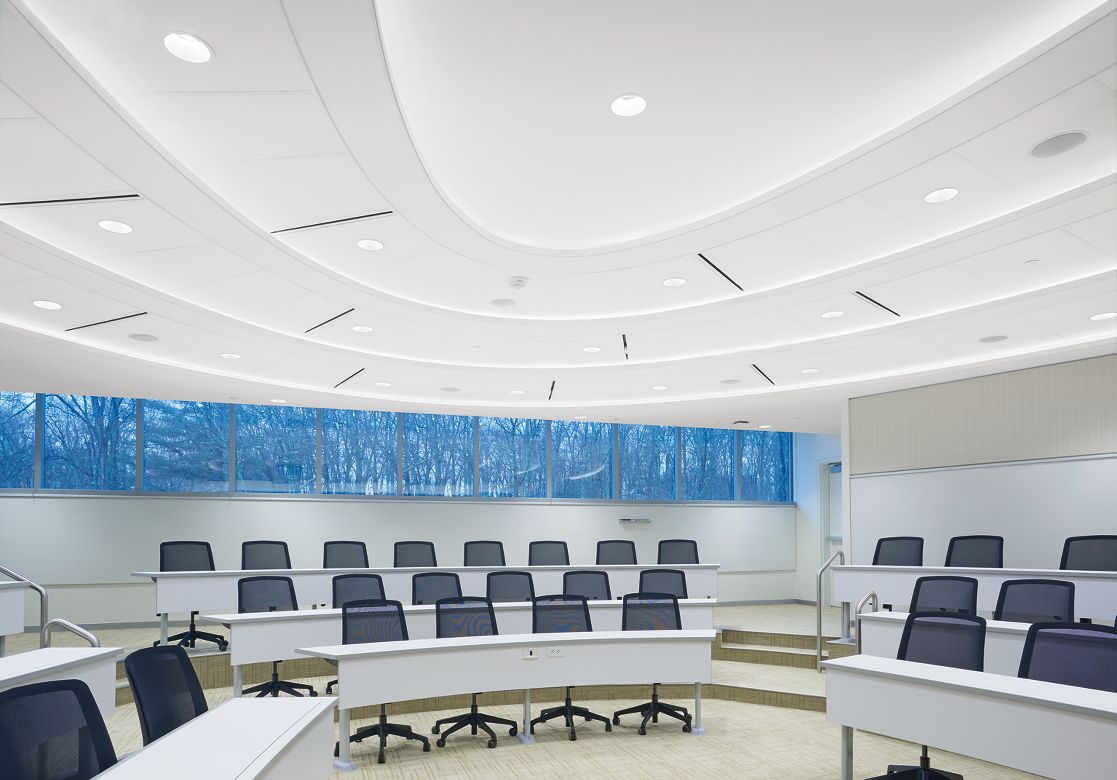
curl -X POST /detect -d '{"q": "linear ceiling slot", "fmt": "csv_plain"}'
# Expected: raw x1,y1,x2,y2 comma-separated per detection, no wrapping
751,363,776,386
64,311,148,332
0,193,141,208
271,211,394,234
304,308,355,334
697,252,743,292
854,290,902,317
621,334,630,360
548,380,556,401
333,368,365,389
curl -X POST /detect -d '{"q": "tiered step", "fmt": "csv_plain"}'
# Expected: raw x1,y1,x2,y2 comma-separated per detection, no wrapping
707,628,837,712
715,628,833,669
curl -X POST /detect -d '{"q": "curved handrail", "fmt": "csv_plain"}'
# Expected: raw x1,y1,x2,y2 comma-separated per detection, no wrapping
0,564,49,648
42,618,100,648
816,549,845,671
854,590,879,654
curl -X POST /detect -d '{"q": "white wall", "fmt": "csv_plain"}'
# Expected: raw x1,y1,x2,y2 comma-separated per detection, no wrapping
792,433,842,601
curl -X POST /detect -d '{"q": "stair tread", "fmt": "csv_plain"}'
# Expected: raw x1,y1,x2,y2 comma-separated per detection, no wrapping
721,643,819,656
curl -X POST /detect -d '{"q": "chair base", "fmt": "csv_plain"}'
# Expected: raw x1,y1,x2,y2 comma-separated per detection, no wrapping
530,688,611,740
155,611,227,652
611,684,692,734
326,679,338,695
868,746,962,780
242,661,317,698
432,694,517,748
335,704,430,764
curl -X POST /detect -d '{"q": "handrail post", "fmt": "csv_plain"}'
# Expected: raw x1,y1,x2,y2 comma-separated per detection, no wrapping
816,549,845,671
854,590,879,654
42,618,100,648
0,564,49,648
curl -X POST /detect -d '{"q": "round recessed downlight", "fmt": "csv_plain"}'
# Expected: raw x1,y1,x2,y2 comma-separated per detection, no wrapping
489,298,515,308
352,325,373,333
759,425,772,430
509,389,525,395
163,32,212,64
924,187,959,204
820,310,844,319
1090,312,1117,321
574,415,589,420
611,94,647,117
1031,131,1087,159
220,353,240,360
583,346,602,353
375,381,392,388
651,385,668,391
800,368,820,375
129,333,158,342
32,299,62,310
978,335,1008,343
98,219,133,234
720,379,740,385
663,277,687,287
270,399,286,404
441,386,461,393
356,239,384,252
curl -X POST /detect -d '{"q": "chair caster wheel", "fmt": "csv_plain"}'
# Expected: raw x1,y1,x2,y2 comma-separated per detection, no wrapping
432,726,440,734
422,743,431,752
605,723,612,732
682,724,692,733
487,739,496,748
309,691,318,697
377,753,385,764
638,725,647,736
584,716,591,722
508,726,517,737
152,641,159,647
218,643,228,651
611,716,620,725
568,729,577,741
436,738,445,748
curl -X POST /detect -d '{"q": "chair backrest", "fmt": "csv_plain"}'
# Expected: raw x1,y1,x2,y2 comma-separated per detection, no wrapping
657,539,699,565
238,575,297,613
1060,535,1117,571
342,599,409,644
993,579,1075,623
563,569,612,600
241,540,291,570
464,540,506,567
486,570,535,603
529,540,569,566
945,535,1004,568
1018,623,1117,693
532,595,592,633
0,679,117,780
897,612,986,671
436,596,498,638
332,573,385,608
596,539,637,565
638,568,688,598
323,540,369,569
622,593,682,631
411,572,462,605
124,645,208,745
160,541,215,572
872,537,924,566
394,540,437,567
910,575,979,615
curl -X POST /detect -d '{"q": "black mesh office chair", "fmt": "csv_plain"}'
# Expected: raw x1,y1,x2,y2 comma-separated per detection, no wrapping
1060,535,1117,571
156,541,227,651
464,540,506,566
334,600,430,763
871,612,987,780
242,540,292,570
324,540,369,568
529,595,611,740
487,570,535,603
327,573,387,694
597,539,637,565
872,536,924,565
944,535,1003,568
0,680,117,780
910,575,979,615
993,579,1074,623
394,540,437,567
563,570,612,600
611,593,693,734
430,597,518,748
1018,623,1117,693
124,645,208,745
657,538,699,565
529,540,569,565
237,576,316,697
412,572,462,605
639,569,688,599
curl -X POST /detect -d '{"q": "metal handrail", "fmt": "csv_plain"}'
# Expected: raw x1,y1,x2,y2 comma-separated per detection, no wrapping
816,549,845,671
42,618,100,648
854,590,879,654
0,564,49,648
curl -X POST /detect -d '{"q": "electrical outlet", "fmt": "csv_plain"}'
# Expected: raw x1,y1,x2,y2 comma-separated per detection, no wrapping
523,648,539,660
547,647,563,658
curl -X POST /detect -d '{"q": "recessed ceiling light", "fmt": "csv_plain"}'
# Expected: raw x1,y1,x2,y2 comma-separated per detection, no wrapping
220,353,240,360
720,379,740,385
489,298,515,308
441,386,461,393
128,333,158,342
800,368,820,375
374,381,392,388
164,32,212,63
509,389,525,395
98,219,132,234
352,325,373,333
663,277,686,287
924,187,959,204
356,239,384,252
270,399,286,404
32,299,62,310
820,310,844,319
583,346,602,353
978,335,1008,343
758,425,773,429
1089,312,1117,321
651,385,668,391
611,93,647,117
574,415,589,420
1030,131,1087,159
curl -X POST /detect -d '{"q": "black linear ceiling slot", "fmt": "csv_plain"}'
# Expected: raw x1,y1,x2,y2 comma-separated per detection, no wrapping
854,290,902,317
751,363,776,386
0,193,141,208
621,334,629,360
64,311,148,332
548,380,556,401
271,211,394,234
304,308,355,334
697,252,744,292
333,368,365,389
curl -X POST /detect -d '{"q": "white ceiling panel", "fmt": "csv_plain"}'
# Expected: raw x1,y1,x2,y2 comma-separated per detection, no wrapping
276,213,430,277
858,264,990,319
829,335,955,373
925,314,1059,353
0,117,130,203
706,227,833,292
1096,65,1117,91
1064,210,1117,255
785,195,915,262
954,226,1116,288
0,252,45,283
180,271,307,321
782,292,895,333
93,243,259,290
1022,284,1117,337
0,83,35,118
0,275,140,331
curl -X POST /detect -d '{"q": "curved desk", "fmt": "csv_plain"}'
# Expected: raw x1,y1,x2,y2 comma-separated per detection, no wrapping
858,610,1031,676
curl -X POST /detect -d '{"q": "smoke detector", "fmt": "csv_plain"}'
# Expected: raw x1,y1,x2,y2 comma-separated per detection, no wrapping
508,275,530,290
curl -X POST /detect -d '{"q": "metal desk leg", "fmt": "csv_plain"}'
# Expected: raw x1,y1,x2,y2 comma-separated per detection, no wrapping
841,725,853,780
233,665,243,697
0,636,5,657
334,707,357,771
517,689,535,744
691,682,707,735
159,613,169,645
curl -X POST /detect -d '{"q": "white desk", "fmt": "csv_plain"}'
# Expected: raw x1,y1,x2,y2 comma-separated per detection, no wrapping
0,581,29,655
137,563,719,643
858,611,1031,676
207,598,715,696
825,655,1117,780
97,697,335,780
0,647,119,717
299,629,716,770
832,565,1117,622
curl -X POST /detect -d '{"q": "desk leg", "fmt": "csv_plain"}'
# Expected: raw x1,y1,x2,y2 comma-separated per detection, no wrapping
0,636,5,657
516,689,535,745
841,725,853,780
691,682,707,735
334,707,357,771
840,602,851,641
158,613,169,646
233,665,243,697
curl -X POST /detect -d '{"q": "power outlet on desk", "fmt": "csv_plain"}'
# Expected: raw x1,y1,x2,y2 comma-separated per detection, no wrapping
547,647,563,658
523,648,539,660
